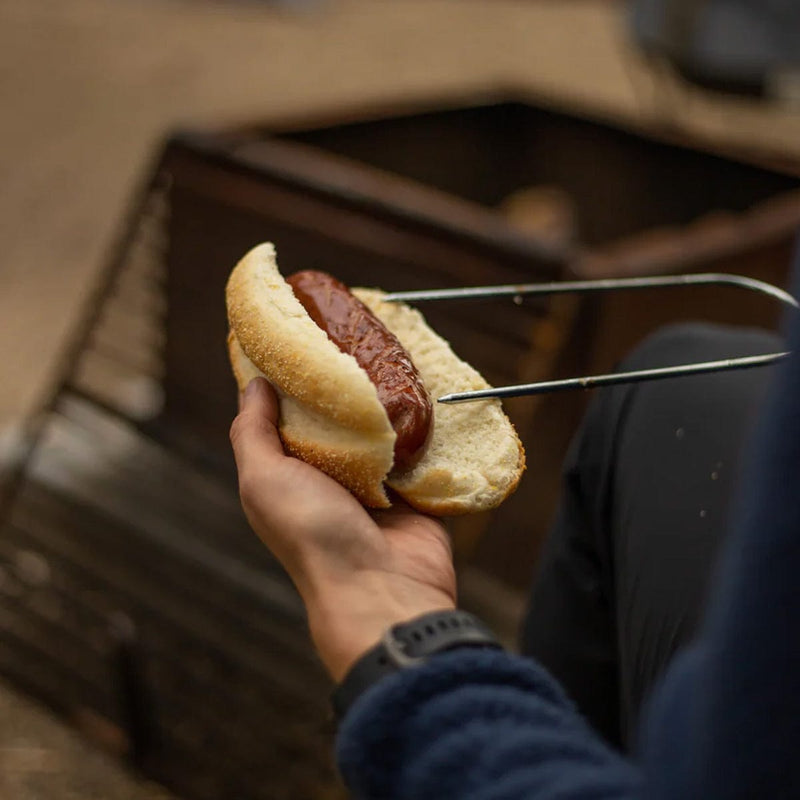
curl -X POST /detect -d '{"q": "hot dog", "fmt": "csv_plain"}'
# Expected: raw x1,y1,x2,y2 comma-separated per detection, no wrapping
286,270,432,471
226,243,524,514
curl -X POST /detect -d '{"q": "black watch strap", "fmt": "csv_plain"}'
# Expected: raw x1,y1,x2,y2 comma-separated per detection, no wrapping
331,609,503,720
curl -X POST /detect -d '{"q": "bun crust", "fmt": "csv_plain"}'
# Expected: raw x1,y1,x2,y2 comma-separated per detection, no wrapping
227,244,393,437
227,332,394,508
226,244,395,508
226,243,525,514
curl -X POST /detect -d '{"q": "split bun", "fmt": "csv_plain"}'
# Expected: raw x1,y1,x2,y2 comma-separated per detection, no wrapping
226,242,524,515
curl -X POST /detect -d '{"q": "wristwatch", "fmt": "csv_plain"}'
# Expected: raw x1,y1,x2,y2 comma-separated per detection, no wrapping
331,609,503,720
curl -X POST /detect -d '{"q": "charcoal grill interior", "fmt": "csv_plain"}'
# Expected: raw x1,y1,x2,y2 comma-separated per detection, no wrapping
273,102,799,244
1,98,799,800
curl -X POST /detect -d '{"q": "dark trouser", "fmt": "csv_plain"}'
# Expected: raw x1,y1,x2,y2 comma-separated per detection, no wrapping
520,323,781,750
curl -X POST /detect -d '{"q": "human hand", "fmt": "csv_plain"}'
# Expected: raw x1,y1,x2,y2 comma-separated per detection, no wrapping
230,377,457,681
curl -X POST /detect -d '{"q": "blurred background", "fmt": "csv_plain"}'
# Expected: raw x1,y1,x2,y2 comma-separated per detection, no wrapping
1,1,799,798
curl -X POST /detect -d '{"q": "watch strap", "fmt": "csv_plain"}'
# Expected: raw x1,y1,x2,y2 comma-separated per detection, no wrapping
332,609,503,720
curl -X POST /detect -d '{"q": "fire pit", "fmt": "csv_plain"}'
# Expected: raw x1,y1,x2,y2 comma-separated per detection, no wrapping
1,96,798,800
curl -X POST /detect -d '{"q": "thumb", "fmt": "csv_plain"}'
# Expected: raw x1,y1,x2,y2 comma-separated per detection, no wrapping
229,377,285,473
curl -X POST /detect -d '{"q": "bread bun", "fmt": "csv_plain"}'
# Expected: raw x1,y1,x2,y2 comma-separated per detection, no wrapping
226,243,525,514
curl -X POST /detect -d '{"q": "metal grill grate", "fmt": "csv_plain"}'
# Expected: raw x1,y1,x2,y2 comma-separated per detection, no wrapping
70,180,169,423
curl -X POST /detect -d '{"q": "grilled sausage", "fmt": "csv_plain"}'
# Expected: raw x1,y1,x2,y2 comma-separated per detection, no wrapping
286,270,432,470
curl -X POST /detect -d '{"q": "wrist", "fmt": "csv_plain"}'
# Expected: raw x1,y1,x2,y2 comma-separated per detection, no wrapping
303,574,455,682
331,609,504,720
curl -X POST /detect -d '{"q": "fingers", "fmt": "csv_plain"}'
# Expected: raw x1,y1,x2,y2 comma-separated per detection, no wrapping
230,377,285,478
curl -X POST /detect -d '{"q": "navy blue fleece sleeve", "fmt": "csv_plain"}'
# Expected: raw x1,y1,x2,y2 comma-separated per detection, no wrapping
639,248,800,798
336,649,641,800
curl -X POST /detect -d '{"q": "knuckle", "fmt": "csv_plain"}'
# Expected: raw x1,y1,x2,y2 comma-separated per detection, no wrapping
229,412,248,448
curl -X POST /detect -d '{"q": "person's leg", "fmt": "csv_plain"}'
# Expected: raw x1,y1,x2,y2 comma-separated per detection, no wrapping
521,323,781,749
